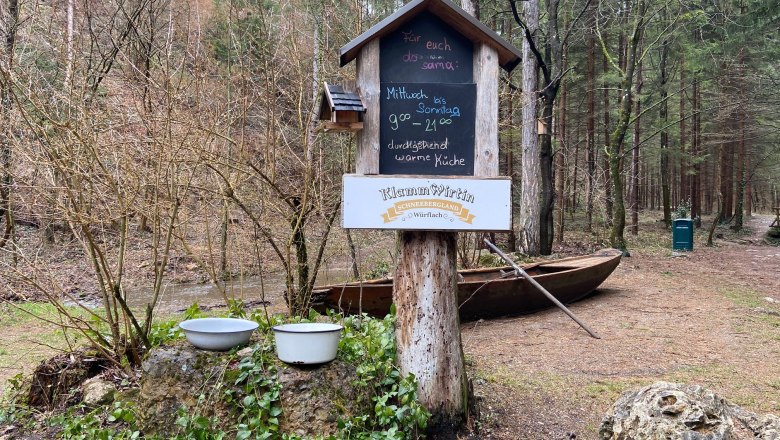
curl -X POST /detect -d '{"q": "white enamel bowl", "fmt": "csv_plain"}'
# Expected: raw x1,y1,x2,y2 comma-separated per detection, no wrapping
272,323,343,364
178,318,259,351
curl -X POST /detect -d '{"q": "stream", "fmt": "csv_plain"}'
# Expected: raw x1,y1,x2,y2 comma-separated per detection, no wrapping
124,268,354,315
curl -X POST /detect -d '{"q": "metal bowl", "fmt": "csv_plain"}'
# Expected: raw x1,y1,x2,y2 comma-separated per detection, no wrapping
272,323,343,364
178,318,259,351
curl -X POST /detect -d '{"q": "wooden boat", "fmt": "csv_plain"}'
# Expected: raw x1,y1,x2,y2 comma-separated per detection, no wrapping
311,248,623,321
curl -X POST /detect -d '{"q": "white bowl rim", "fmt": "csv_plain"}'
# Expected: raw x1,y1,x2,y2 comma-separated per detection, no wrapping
178,317,259,333
272,323,343,334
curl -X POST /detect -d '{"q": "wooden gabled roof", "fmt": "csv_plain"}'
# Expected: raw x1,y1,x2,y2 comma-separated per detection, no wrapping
340,0,522,72
317,83,365,121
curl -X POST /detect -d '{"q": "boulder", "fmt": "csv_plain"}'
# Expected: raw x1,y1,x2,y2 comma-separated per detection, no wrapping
600,381,780,440
138,341,370,438
81,376,116,406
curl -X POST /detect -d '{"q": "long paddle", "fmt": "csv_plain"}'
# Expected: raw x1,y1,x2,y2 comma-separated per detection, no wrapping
483,239,601,339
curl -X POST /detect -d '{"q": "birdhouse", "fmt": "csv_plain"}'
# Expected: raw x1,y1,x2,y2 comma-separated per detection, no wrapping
317,82,366,132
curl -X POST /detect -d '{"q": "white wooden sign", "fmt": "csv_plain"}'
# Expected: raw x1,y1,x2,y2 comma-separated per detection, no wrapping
342,175,511,231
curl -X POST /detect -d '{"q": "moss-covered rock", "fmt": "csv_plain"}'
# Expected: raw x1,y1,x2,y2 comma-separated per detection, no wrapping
138,340,371,438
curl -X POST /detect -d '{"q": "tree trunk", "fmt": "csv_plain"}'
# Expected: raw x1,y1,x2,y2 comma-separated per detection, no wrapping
691,76,701,226
0,0,19,249
64,0,74,87
555,78,566,243
659,30,671,229
707,198,723,247
219,201,229,281
506,78,517,252
607,0,646,252
679,58,688,206
395,231,466,436
460,0,477,18
732,106,746,230
288,198,310,316
585,14,596,232
745,146,752,217
719,115,734,221
630,61,642,235
539,94,554,254
602,34,612,227
520,0,540,255
703,112,712,215
503,15,517,252
570,116,580,215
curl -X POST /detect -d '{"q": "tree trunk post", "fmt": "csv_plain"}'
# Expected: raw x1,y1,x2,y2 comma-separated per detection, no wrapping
395,231,467,434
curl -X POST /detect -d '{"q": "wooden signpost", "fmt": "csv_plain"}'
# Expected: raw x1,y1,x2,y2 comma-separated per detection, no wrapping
334,0,521,433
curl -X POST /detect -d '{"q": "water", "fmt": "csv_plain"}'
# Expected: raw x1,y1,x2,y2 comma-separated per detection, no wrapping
124,268,353,315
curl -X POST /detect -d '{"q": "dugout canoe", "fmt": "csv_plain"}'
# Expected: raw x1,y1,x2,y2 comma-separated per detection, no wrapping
311,248,623,321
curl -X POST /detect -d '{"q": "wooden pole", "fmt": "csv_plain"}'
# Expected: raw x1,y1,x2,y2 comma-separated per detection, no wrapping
483,239,601,339
395,231,466,433
355,40,379,175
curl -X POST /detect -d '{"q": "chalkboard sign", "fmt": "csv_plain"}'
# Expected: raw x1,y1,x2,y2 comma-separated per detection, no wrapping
380,11,474,83
379,82,476,175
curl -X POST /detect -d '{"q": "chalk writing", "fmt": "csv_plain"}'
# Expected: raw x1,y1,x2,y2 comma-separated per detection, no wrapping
402,30,421,43
379,82,475,175
425,38,451,51
417,102,460,117
380,11,473,83
386,86,427,100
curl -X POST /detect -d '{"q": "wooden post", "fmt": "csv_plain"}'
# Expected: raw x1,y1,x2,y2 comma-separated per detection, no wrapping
356,40,379,175
474,44,499,178
395,231,466,433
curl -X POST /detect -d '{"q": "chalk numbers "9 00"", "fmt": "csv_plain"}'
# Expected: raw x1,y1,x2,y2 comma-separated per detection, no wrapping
388,113,411,130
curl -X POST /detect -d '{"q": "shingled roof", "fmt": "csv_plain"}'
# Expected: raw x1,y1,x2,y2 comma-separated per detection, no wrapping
340,0,521,72
318,83,365,121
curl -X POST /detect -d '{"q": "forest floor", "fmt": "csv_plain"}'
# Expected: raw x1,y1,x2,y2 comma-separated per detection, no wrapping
1,214,780,439
465,214,780,439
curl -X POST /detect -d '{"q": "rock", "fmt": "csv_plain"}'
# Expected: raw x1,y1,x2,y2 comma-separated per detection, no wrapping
235,347,253,358
730,406,780,439
138,342,370,438
276,362,370,436
600,382,780,440
138,344,231,437
81,376,116,406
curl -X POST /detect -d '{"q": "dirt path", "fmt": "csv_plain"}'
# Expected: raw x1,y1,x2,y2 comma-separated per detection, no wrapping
463,215,780,439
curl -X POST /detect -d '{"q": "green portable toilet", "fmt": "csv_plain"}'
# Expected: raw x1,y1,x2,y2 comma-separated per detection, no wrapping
672,218,694,251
